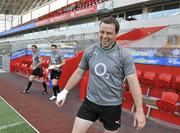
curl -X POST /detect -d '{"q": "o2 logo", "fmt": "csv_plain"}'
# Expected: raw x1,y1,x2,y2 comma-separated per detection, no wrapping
94,63,110,79
51,58,56,64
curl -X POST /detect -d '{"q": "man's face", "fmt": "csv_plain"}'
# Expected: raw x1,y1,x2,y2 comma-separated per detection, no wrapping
51,47,57,53
31,47,37,53
99,22,117,49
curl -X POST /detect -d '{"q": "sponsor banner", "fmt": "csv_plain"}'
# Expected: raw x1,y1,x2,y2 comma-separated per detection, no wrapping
26,50,51,57
10,49,27,60
133,56,180,67
36,6,97,26
59,48,76,58
128,48,180,58
128,48,180,66
0,22,36,36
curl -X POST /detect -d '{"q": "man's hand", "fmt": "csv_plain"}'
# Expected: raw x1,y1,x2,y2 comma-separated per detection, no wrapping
133,109,146,129
30,65,36,70
32,66,36,70
48,65,56,70
48,65,61,70
55,89,69,107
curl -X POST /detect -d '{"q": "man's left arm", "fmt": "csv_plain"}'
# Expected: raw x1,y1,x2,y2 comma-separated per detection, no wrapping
126,73,146,129
33,57,42,69
57,59,65,68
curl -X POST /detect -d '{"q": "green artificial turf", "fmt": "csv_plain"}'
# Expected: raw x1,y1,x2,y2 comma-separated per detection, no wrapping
0,97,38,133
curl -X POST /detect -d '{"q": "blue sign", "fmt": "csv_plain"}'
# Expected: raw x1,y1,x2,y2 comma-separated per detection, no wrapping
133,56,180,67
26,50,51,56
10,49,27,60
0,22,36,37
26,47,76,58
128,48,180,67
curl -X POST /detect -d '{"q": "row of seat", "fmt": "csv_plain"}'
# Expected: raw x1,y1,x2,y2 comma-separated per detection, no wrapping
11,58,50,82
133,70,180,98
123,91,180,114
124,90,180,125
79,70,180,101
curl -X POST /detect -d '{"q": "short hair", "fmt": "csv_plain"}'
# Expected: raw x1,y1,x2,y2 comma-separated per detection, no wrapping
100,16,120,34
31,44,37,49
51,44,57,48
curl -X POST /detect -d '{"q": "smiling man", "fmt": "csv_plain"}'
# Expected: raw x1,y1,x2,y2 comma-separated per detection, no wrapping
55,16,146,133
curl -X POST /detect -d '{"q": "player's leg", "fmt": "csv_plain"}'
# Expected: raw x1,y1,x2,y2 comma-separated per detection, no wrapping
42,79,48,95
38,76,48,95
49,78,58,100
72,117,93,133
72,99,98,133
22,75,35,94
49,70,61,100
100,105,121,133
39,68,48,95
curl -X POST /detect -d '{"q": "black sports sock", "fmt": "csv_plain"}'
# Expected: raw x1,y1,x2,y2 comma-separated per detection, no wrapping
52,85,60,96
42,82,47,91
52,85,57,96
26,81,32,91
56,85,60,93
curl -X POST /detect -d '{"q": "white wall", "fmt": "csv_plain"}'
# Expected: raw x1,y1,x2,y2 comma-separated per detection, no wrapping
2,55,10,71
113,0,151,9
120,15,180,30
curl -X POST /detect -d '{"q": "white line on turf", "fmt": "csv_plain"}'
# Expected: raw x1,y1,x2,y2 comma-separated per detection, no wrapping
0,121,25,130
0,96,40,133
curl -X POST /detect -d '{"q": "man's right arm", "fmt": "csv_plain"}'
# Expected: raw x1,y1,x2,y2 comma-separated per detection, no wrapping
64,67,85,91
56,46,90,107
55,67,85,107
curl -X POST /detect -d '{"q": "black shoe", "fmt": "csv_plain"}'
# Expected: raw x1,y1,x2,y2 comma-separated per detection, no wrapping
42,90,48,95
21,90,30,94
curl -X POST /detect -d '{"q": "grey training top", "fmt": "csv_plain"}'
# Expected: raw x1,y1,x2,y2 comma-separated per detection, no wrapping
50,51,64,70
32,52,41,68
79,43,135,106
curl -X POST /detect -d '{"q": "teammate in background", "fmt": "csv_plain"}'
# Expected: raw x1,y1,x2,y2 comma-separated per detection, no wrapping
55,17,146,133
48,44,65,100
22,44,48,95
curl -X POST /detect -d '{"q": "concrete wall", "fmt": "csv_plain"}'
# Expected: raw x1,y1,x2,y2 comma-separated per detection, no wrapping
2,55,10,71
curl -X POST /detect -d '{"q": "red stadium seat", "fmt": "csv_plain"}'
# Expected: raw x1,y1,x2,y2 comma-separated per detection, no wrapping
123,91,134,103
43,68,49,82
136,69,142,81
150,73,172,98
161,91,178,104
42,59,46,68
156,100,177,114
123,91,134,112
171,75,180,93
156,92,179,114
46,59,50,64
140,71,156,96
177,105,180,114
155,73,172,89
